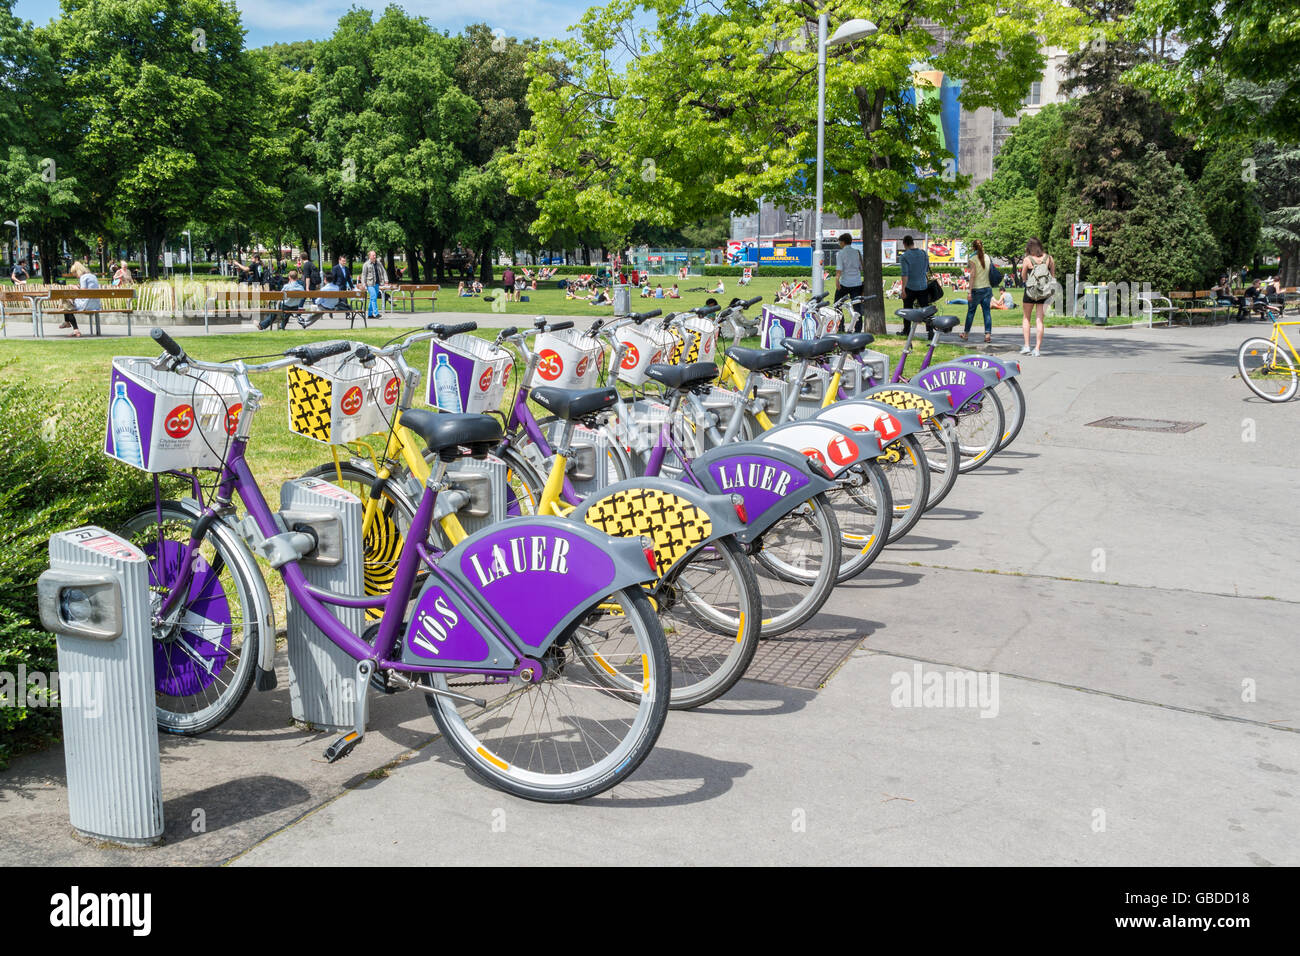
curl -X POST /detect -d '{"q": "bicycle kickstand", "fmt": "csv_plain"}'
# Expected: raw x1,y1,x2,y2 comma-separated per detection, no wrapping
323,658,374,763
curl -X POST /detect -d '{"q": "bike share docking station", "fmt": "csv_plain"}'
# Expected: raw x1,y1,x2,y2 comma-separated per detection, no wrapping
37,527,164,846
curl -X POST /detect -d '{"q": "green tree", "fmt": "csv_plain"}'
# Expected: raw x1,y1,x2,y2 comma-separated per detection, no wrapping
1128,0,1300,143
978,191,1039,261
975,103,1065,209
1255,142,1300,287
1054,145,1219,290
924,189,984,243
452,23,540,282
508,0,1085,333
51,0,272,278
1195,141,1261,275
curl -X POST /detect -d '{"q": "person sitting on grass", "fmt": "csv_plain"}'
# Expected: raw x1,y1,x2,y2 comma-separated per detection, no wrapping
667,284,681,299
458,281,470,297
471,279,483,294
654,283,665,298
640,283,652,298
588,288,611,306
887,279,903,298
712,278,726,294
992,288,1015,310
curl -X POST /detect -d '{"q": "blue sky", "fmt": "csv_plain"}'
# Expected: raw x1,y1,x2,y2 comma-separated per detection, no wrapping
12,0,596,46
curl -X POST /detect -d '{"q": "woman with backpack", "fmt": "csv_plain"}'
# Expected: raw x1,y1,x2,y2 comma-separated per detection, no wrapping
1020,237,1055,356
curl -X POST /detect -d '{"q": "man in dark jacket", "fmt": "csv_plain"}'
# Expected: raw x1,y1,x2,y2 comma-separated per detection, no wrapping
330,255,351,289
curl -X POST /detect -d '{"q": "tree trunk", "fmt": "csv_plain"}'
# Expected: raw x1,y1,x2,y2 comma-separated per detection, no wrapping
855,194,888,335
404,246,421,283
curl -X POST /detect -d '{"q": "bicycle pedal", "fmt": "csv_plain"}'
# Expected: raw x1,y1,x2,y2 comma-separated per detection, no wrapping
323,731,362,763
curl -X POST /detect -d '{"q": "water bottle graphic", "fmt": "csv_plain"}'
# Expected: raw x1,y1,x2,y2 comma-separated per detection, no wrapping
111,380,145,468
801,309,818,340
768,319,785,350
433,353,463,412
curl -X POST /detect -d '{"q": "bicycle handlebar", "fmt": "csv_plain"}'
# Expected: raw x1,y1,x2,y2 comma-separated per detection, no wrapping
286,340,353,365
425,321,478,338
151,327,184,360
693,304,720,317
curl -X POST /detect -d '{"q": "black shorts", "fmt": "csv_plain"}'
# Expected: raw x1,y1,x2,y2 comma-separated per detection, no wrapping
1023,291,1051,305
503,282,515,292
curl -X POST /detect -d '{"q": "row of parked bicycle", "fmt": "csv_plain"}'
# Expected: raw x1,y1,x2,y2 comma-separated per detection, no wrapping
105,292,1025,801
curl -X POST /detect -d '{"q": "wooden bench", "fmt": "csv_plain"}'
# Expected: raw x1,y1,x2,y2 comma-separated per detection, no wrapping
0,289,36,336
1168,291,1216,326
280,290,369,329
390,283,440,313
43,287,136,336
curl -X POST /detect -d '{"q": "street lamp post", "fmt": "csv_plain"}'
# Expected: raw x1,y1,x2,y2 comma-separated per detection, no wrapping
182,229,193,278
3,219,19,272
812,17,877,298
305,203,324,274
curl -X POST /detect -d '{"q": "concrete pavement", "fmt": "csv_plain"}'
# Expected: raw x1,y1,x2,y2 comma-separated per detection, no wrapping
2,319,1297,865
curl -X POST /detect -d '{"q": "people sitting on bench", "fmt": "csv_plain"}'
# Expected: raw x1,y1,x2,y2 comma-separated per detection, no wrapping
62,261,101,338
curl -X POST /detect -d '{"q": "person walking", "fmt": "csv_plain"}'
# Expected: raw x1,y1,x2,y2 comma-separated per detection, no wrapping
65,260,100,338
362,250,387,319
502,264,516,302
898,235,931,338
961,239,994,343
1019,237,1055,356
833,233,865,332
11,259,29,286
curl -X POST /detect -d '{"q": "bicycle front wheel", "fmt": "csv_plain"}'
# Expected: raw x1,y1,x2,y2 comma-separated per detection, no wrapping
1238,337,1298,402
425,585,670,802
118,502,270,735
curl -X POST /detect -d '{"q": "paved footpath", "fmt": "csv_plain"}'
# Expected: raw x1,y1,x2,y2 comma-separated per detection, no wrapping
2,320,1297,865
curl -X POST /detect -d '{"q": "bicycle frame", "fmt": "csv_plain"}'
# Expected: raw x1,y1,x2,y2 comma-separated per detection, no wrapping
158,436,540,681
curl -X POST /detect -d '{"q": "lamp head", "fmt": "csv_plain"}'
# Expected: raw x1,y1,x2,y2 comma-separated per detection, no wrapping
305,203,319,213
3,220,15,227
828,19,877,47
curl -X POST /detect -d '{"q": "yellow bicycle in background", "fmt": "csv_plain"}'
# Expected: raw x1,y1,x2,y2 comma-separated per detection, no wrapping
1238,310,1300,403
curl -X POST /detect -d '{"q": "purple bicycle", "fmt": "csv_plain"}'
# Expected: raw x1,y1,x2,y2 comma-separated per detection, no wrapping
113,329,671,802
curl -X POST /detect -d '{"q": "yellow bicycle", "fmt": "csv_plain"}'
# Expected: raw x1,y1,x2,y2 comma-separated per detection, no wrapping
1238,312,1300,402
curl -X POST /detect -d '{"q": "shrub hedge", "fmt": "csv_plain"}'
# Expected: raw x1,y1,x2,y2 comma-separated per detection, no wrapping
0,377,158,768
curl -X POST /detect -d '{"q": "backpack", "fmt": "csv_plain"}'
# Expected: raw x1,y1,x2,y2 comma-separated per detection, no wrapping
1025,257,1054,299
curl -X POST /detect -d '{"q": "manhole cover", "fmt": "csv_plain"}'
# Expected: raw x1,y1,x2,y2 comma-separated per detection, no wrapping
1085,417,1204,433
665,629,865,690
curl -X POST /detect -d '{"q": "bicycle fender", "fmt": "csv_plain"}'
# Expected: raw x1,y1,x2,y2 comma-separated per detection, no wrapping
757,419,879,477
441,517,656,654
689,442,835,543
571,477,746,580
398,573,523,669
860,384,956,419
952,354,1022,380
812,400,924,445
174,497,279,687
912,361,1000,410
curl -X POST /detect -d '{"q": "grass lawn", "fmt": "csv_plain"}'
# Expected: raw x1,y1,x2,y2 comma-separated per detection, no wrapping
438,275,1096,328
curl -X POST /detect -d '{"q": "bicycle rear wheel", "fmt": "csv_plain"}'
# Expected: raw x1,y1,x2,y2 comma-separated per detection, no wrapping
916,416,960,511
993,377,1027,450
829,460,893,582
1238,337,1298,402
650,537,761,709
118,503,270,735
878,434,930,543
425,585,670,802
953,387,1006,473
750,493,841,636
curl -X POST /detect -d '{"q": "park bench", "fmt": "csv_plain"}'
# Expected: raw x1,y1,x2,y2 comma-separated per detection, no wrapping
281,289,369,328
1168,291,1217,326
43,287,136,336
390,283,439,313
0,289,36,336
